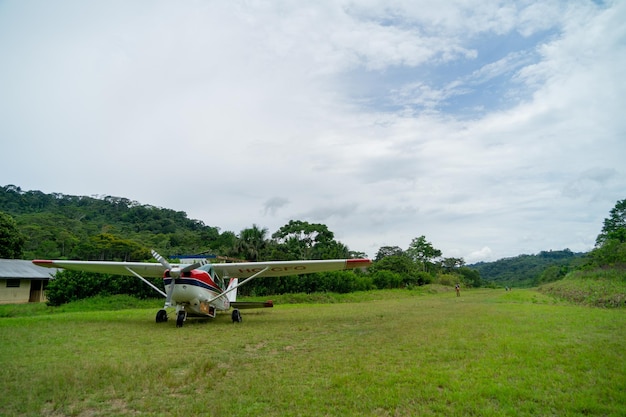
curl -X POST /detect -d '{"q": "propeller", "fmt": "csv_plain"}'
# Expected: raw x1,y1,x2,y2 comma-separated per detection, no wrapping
151,250,202,308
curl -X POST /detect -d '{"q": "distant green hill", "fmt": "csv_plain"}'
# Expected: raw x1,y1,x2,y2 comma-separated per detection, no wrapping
469,249,587,288
0,184,232,260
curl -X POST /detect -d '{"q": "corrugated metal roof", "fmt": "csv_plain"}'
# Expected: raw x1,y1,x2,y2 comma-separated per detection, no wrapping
0,259,58,279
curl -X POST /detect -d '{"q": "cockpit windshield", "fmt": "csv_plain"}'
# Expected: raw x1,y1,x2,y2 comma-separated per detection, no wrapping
197,263,224,289
197,263,214,274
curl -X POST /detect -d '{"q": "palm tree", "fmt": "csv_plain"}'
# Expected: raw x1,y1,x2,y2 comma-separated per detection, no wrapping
236,224,268,261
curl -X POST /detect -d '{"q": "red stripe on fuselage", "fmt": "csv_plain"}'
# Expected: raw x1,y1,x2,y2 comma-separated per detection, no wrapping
164,269,220,289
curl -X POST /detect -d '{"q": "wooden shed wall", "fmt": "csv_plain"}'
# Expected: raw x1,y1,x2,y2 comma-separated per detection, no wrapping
0,279,31,304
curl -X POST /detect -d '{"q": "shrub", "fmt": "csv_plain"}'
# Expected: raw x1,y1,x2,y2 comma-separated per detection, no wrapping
46,270,164,306
372,270,403,289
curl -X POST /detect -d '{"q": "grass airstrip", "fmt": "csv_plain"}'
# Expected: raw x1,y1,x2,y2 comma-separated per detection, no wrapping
1,288,625,417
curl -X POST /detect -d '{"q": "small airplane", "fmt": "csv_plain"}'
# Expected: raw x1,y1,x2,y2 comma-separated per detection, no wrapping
33,251,372,327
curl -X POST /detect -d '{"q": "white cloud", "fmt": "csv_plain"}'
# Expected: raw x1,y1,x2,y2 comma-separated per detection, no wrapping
466,247,493,263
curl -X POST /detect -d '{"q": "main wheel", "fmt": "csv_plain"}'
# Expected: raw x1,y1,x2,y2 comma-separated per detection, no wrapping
155,309,168,323
231,309,242,323
176,310,186,328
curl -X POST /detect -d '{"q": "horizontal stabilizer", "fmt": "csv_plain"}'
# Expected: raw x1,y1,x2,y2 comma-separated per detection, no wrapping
230,301,274,309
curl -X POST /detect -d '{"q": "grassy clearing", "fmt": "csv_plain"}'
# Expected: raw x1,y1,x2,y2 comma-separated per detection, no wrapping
1,288,625,416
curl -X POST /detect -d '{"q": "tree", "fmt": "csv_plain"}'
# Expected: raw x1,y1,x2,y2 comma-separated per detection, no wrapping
210,230,238,257
312,239,350,259
349,250,368,259
588,199,626,268
457,267,482,288
74,233,149,261
440,257,465,272
236,224,268,261
271,220,340,260
588,238,626,267
0,211,25,258
369,254,429,287
596,198,626,246
537,265,570,285
375,246,404,261
405,235,442,272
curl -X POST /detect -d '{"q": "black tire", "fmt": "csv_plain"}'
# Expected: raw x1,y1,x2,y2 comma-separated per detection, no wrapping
231,309,242,323
176,311,186,328
155,309,168,323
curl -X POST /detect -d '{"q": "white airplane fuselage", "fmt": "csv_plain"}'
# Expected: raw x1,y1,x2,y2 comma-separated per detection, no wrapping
164,265,230,317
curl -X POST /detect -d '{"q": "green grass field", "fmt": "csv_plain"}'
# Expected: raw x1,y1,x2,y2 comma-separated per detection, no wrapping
1,288,625,416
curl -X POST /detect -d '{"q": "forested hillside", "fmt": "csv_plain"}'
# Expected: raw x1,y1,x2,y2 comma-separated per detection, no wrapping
0,185,228,260
470,250,586,288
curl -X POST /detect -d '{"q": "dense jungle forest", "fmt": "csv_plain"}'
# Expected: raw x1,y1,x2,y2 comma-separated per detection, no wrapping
1,185,624,305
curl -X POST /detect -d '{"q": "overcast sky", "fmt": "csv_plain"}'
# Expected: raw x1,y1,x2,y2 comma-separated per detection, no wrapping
1,0,624,262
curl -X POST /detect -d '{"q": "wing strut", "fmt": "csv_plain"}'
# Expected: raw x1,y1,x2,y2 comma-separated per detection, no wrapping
206,267,269,305
125,267,167,298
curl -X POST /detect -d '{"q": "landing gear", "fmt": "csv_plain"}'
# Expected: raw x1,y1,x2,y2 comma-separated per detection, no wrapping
155,309,168,323
176,310,187,328
231,309,242,323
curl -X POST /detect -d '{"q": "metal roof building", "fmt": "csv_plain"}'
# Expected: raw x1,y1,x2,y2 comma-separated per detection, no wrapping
0,259,58,304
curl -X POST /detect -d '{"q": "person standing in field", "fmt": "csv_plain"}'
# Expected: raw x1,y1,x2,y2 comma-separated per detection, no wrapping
455,283,460,297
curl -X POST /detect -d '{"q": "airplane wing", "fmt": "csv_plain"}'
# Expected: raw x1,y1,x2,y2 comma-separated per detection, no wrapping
32,258,372,278
32,259,173,278
211,259,372,278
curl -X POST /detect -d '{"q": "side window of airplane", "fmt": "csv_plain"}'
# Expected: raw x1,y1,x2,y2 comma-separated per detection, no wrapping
198,264,225,289
204,265,223,289
213,272,224,289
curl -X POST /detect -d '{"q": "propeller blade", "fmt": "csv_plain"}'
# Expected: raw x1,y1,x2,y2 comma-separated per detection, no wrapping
152,250,176,307
164,281,174,308
152,250,187,277
152,250,171,270
182,262,202,273
151,251,203,308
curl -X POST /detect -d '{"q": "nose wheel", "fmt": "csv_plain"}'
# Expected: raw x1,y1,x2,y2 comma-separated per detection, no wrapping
176,310,187,327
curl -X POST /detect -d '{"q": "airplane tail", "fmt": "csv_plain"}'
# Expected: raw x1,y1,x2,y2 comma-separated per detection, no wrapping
226,278,238,302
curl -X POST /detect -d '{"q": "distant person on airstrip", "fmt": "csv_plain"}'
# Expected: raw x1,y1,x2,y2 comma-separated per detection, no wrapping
455,283,460,297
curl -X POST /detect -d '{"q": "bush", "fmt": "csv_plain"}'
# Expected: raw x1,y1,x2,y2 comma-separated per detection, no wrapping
415,271,433,285
46,270,164,306
436,273,456,286
372,270,403,289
